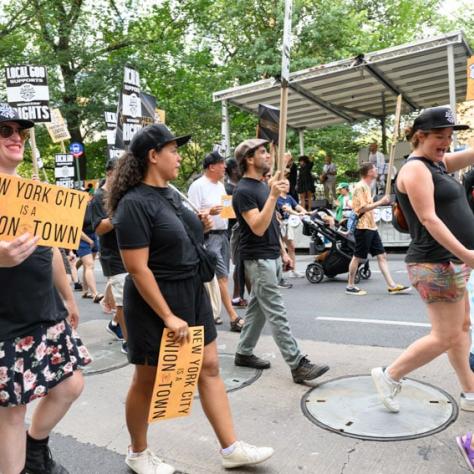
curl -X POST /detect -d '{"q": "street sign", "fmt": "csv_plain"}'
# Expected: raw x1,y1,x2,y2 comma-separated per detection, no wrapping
69,142,84,157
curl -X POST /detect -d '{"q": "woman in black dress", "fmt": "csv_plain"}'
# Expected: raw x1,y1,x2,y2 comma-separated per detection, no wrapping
296,155,314,211
108,124,273,473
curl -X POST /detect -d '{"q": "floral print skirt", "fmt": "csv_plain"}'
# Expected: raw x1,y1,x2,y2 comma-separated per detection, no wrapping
0,320,92,407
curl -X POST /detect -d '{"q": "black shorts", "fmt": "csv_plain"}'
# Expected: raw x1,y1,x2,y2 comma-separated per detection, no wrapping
123,274,217,366
354,229,385,259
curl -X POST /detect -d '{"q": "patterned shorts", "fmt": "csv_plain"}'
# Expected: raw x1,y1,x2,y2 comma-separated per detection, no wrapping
407,262,470,304
0,320,92,407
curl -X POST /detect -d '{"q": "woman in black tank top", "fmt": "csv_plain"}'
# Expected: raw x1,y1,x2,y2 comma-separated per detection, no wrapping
370,108,474,427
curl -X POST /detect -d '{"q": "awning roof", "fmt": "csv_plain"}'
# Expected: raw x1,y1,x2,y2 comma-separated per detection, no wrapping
213,31,473,130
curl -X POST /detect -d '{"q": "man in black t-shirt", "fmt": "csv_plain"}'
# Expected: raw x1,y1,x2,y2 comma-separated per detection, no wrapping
232,138,330,384
90,159,128,353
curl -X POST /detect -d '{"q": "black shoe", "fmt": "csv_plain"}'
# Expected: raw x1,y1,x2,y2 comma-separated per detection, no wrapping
25,433,69,474
291,356,329,384
73,282,83,291
234,353,271,370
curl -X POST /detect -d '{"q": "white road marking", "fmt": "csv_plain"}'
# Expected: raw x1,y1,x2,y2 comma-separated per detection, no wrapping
316,316,430,328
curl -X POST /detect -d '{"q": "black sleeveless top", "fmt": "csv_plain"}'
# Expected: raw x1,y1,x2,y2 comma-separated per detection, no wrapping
396,156,474,263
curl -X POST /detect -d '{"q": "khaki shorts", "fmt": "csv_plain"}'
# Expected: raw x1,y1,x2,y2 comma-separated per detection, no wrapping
108,273,127,307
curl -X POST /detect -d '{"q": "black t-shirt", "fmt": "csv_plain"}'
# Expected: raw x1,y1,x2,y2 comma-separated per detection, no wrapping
0,246,68,340
113,184,202,281
232,177,280,260
397,157,474,263
90,187,126,277
81,202,95,235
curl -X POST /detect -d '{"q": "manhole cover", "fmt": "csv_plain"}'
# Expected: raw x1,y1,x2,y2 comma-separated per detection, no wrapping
302,375,458,441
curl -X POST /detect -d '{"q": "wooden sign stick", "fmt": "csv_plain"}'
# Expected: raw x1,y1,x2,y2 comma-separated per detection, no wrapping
29,129,39,177
385,94,403,196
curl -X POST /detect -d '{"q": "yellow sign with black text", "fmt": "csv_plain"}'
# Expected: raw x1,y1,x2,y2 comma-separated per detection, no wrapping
0,173,88,249
148,326,204,423
467,56,474,101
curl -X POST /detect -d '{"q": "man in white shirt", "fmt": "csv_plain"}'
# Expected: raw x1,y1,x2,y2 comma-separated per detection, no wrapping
368,142,386,195
188,151,244,332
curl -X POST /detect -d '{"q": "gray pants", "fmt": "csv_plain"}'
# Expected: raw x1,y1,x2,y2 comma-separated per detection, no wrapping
237,258,302,370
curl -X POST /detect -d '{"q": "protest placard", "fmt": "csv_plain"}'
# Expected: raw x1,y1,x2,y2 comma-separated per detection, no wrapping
0,173,88,249
467,56,474,101
55,153,75,188
148,326,204,423
46,108,71,143
5,65,51,122
220,195,236,219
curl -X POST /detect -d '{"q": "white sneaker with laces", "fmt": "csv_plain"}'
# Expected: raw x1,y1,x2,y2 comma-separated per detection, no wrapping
371,367,402,413
460,393,474,412
125,448,175,474
221,441,274,469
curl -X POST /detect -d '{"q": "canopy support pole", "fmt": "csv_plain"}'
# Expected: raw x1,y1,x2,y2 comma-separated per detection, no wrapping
447,44,458,149
299,129,305,156
221,99,231,158
381,91,387,154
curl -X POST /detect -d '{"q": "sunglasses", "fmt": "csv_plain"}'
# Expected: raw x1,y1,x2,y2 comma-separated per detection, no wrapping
0,125,30,140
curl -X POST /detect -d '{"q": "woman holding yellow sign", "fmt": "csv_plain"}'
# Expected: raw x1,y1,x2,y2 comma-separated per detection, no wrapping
0,103,91,474
109,124,274,474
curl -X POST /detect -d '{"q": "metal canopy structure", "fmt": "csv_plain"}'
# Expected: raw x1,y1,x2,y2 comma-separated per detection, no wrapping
213,31,472,137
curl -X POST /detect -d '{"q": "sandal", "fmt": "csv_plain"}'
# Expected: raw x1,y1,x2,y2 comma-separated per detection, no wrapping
82,292,93,299
214,316,223,325
230,316,245,333
456,432,474,472
93,293,104,303
232,298,248,308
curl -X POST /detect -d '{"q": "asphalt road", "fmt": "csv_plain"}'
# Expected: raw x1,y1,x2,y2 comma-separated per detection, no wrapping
79,252,427,351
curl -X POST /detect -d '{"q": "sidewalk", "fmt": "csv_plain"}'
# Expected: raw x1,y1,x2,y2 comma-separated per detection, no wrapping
40,323,472,474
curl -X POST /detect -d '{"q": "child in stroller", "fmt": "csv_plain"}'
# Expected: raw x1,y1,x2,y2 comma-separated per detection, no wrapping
302,211,371,284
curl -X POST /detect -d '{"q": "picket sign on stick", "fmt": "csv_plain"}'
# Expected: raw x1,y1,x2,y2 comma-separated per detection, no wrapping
276,0,293,174
28,129,39,177
385,94,403,196
168,183,200,213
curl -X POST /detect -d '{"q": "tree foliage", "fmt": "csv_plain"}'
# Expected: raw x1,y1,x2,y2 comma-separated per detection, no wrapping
0,0,472,185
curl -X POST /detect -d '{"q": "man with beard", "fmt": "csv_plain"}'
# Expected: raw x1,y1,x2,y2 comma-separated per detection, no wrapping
231,139,330,383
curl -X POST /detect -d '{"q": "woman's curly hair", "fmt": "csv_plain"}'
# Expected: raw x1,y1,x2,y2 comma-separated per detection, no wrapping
107,150,148,215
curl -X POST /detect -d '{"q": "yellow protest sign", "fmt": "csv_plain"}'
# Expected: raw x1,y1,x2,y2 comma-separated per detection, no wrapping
0,173,88,249
45,108,71,143
155,108,166,124
148,326,204,423
467,57,474,102
220,194,236,219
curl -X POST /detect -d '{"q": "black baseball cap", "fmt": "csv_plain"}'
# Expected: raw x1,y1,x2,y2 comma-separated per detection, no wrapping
0,102,34,128
203,150,224,169
129,124,191,159
413,106,469,133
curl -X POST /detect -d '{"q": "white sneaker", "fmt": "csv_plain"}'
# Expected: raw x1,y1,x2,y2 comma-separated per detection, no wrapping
460,393,474,412
125,448,175,474
371,367,402,413
221,441,274,469
289,270,305,278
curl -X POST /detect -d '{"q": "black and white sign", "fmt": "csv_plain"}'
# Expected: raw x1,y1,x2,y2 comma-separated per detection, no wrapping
5,65,51,122
105,111,124,160
55,154,75,187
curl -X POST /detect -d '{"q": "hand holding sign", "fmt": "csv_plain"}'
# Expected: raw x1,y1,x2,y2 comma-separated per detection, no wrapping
0,232,39,268
164,314,190,344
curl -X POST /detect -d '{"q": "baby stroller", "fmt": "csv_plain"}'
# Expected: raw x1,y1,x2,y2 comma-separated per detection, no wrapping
301,214,371,284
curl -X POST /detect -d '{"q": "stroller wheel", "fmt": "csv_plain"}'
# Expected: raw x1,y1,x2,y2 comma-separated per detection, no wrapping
306,263,324,284
359,267,371,280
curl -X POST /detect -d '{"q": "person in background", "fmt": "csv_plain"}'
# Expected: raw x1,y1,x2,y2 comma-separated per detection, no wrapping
0,103,91,474
277,179,308,278
108,124,274,473
296,155,314,211
188,151,244,332
321,154,337,206
334,182,352,223
77,194,104,303
284,151,298,202
368,142,386,195
90,158,128,354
